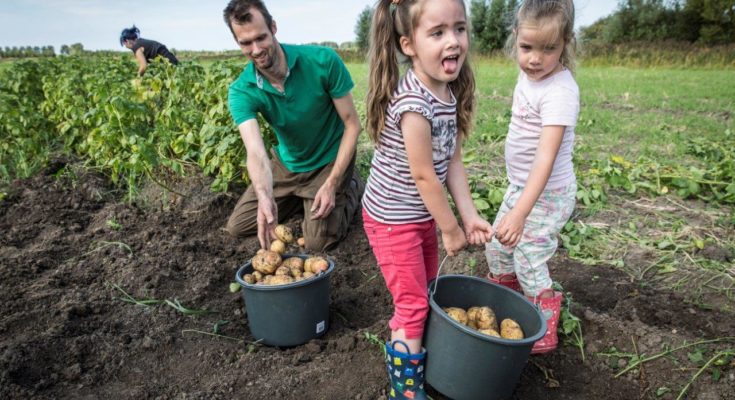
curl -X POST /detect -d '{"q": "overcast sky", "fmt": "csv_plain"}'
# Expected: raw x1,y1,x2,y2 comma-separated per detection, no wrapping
0,0,618,51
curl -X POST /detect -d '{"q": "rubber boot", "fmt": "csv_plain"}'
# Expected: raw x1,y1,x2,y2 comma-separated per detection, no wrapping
528,289,563,354
384,341,427,400
487,272,522,293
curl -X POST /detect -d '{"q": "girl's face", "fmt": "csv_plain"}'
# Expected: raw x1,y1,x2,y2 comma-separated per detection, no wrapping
400,0,468,96
515,20,564,82
122,39,134,49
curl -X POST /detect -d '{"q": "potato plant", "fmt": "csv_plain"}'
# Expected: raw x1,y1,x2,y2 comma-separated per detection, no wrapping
0,55,276,197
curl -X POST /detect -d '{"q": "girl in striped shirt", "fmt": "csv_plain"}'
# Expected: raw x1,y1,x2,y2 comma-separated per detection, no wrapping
362,0,493,397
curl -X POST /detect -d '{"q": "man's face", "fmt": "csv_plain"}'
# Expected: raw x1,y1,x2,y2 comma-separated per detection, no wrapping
230,8,278,71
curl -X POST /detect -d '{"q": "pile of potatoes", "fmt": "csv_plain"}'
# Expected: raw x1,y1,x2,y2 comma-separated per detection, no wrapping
443,306,524,340
241,225,329,286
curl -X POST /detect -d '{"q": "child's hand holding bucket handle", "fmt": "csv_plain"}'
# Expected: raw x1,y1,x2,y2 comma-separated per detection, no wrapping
441,225,467,256
462,213,495,245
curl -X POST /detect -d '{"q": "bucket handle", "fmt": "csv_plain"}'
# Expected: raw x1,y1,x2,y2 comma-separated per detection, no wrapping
430,239,544,311
429,254,451,301
487,235,545,308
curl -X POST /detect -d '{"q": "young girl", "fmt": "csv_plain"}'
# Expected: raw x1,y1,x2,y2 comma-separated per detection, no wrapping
485,0,579,354
363,0,493,397
119,25,179,76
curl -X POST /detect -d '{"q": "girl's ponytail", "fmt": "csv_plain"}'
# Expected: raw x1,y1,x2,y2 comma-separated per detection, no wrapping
119,25,140,46
366,1,400,143
450,59,476,139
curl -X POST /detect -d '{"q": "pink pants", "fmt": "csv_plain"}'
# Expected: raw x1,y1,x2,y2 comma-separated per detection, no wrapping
362,210,439,339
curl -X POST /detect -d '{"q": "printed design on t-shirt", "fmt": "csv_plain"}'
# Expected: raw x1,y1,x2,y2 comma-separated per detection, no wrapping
514,92,533,121
431,118,457,161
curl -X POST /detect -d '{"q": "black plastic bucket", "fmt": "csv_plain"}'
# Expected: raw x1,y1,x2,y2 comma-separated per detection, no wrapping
235,254,334,347
423,275,546,400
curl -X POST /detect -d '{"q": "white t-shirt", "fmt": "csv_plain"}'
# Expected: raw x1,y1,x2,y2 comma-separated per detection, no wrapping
505,68,579,190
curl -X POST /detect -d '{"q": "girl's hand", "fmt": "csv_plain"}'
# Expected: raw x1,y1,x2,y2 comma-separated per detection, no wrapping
462,214,494,245
494,209,526,247
442,226,467,256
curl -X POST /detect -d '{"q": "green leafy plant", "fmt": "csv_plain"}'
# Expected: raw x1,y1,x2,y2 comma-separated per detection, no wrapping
106,218,123,230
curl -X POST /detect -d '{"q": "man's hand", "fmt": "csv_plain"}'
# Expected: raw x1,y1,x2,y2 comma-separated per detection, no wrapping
256,195,278,249
311,179,337,220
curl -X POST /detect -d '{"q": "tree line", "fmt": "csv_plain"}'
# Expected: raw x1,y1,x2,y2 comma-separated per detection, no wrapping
0,43,89,59
581,0,734,45
0,46,55,58
354,0,735,54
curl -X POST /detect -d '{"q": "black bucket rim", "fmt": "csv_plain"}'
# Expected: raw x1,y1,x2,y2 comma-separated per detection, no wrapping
428,274,547,347
235,253,334,291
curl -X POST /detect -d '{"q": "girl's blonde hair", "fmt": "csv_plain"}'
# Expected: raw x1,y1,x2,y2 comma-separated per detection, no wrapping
505,0,577,74
366,0,476,143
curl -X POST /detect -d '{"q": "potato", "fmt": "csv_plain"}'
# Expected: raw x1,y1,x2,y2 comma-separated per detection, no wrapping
443,307,468,325
297,237,305,247
252,250,282,274
467,306,498,331
302,271,315,280
253,271,264,282
478,328,501,338
267,275,294,286
270,239,287,254
290,268,303,279
282,257,304,271
274,225,294,244
275,266,291,276
304,256,329,274
242,274,256,285
500,318,524,340
262,250,281,266
467,320,478,330
251,252,266,271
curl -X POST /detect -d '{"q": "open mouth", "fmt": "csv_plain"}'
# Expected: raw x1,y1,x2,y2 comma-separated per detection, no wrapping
442,55,460,74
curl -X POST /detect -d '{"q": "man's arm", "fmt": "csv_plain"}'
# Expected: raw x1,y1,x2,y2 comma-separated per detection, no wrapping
134,48,148,76
239,119,277,248
310,92,361,219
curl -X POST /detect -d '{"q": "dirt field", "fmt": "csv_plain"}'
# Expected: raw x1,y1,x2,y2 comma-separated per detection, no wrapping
1,163,733,400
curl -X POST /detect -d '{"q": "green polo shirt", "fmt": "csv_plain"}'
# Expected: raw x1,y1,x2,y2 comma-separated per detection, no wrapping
228,44,354,173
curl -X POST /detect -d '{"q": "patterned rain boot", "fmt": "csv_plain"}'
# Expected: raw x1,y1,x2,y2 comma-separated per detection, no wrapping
385,341,427,400
528,289,563,354
487,272,522,293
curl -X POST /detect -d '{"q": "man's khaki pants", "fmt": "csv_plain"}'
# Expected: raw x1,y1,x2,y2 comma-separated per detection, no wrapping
226,152,363,251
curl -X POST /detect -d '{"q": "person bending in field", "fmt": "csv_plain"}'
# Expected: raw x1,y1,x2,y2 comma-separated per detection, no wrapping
485,0,580,354
119,25,178,76
362,0,494,397
223,0,363,251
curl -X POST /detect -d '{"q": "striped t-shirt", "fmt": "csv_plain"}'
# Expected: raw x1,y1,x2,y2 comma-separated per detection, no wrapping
362,68,458,224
